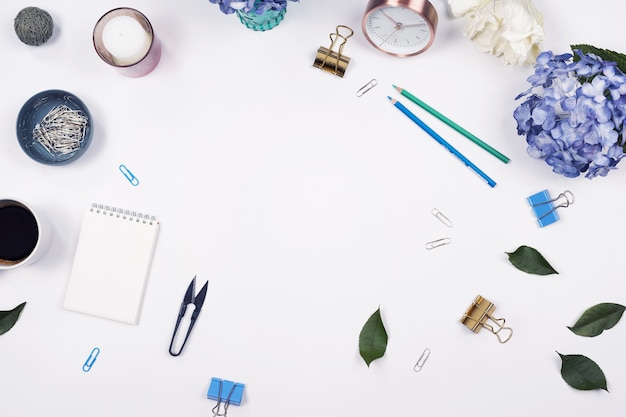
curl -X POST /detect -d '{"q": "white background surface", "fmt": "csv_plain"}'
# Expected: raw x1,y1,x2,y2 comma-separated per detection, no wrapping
1,0,625,416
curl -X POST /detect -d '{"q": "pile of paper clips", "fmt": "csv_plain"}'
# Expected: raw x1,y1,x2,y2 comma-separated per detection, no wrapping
32,105,88,155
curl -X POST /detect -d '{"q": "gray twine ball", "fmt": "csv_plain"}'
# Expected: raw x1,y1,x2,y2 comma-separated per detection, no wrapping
14,7,54,46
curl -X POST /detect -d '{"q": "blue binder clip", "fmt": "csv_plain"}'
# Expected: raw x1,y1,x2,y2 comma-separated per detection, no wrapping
527,189,574,227
207,377,245,416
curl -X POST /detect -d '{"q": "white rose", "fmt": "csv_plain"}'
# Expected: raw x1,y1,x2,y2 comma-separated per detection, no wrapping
451,0,544,66
447,0,490,17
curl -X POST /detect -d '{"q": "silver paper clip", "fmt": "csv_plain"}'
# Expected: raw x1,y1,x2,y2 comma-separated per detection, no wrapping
82,347,100,372
431,208,452,227
430,208,452,227
425,237,451,250
356,79,377,97
119,164,139,186
413,347,431,372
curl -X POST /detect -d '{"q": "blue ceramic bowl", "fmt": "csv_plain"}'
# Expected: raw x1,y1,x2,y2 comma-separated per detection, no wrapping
16,90,93,165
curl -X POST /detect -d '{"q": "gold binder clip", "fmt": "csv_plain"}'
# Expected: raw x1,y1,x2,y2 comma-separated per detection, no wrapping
313,25,353,77
461,295,512,343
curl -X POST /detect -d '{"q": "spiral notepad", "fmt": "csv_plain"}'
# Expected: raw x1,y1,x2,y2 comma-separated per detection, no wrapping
64,204,160,324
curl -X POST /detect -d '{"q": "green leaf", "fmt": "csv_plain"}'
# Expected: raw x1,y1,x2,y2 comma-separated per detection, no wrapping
505,245,558,275
568,303,626,337
0,302,26,336
558,352,608,391
359,307,388,367
571,44,626,75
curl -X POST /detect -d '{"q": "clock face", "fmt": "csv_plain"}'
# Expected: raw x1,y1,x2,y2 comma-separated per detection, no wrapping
363,6,435,56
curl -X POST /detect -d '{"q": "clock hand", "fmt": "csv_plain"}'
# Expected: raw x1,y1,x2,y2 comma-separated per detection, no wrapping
379,27,399,46
401,22,428,28
380,10,399,25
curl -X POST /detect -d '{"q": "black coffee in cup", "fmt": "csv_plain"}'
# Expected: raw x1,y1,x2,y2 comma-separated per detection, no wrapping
0,202,39,266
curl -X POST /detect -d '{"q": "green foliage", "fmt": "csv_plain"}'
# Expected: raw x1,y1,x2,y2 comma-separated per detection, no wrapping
558,352,608,391
0,302,26,336
571,44,626,75
568,303,626,337
505,245,558,275
359,307,388,367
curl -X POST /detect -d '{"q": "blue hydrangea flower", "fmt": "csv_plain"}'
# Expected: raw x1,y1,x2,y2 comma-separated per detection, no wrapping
208,0,298,15
513,50,626,178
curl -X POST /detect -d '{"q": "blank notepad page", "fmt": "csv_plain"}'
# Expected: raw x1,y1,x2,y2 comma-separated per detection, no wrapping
64,204,160,324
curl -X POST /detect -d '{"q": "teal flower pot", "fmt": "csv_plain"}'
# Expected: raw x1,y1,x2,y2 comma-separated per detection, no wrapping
236,6,286,31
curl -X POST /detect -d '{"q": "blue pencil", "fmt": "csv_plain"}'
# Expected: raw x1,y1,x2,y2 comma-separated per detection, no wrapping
388,97,496,188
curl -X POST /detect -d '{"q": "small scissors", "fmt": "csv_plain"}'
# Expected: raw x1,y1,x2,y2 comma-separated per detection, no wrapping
168,276,209,356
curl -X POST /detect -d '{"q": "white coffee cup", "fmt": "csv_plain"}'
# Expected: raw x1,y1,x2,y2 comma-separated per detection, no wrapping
0,198,52,269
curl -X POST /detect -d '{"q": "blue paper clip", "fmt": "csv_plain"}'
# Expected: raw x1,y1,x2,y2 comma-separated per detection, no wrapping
82,347,100,372
119,164,139,186
207,377,245,416
527,190,574,227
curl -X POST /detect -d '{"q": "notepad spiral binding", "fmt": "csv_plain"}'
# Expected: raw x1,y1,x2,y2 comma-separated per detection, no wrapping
90,203,157,225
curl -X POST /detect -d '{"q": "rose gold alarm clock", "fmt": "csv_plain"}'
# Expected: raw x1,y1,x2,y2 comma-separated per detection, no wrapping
362,0,438,57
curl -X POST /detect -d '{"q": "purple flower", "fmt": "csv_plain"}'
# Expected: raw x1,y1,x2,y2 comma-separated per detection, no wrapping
513,49,626,179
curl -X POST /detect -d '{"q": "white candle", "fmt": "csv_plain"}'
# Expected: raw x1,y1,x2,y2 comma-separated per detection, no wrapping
101,15,151,66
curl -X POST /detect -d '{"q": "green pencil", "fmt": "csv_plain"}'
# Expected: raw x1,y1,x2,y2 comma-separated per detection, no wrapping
393,85,510,164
